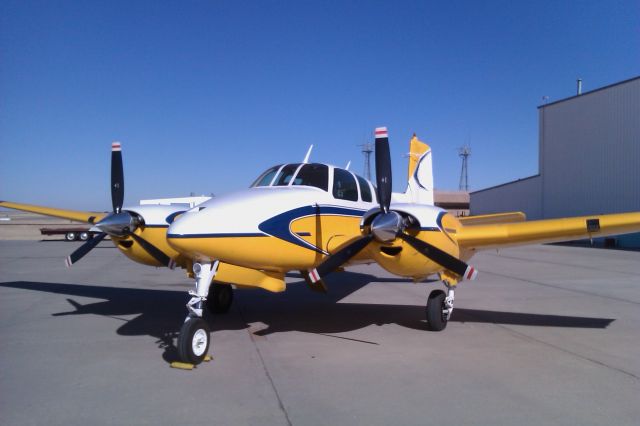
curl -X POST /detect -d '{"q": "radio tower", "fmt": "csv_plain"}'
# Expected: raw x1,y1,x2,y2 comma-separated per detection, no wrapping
359,142,374,180
458,145,471,191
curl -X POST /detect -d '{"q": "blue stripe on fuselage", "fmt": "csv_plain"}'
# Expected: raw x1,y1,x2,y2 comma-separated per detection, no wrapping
258,205,366,254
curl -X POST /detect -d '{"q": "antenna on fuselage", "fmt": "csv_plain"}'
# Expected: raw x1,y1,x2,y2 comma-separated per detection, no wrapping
303,145,313,163
345,160,351,170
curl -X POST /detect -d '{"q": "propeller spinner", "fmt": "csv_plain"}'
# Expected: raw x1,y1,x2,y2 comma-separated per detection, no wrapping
308,127,478,283
65,142,173,268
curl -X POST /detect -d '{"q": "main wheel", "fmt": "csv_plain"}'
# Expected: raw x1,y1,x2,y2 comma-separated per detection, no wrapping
79,232,90,241
65,232,77,241
206,284,234,314
426,289,448,331
177,317,211,364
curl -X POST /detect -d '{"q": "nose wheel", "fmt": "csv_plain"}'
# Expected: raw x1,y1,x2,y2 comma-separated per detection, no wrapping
178,317,211,364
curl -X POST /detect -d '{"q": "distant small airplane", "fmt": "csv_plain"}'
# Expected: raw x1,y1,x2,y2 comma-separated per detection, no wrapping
3,130,640,367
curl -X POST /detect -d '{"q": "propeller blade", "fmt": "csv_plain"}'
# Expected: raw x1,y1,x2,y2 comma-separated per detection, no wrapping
65,232,107,267
129,233,173,267
307,234,374,282
374,127,392,213
396,232,478,280
111,141,124,213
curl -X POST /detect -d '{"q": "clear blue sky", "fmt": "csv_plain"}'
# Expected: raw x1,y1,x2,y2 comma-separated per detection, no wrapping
1,0,638,210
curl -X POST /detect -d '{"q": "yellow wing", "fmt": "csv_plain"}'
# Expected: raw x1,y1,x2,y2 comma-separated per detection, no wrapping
458,211,526,226
457,212,640,250
0,201,107,224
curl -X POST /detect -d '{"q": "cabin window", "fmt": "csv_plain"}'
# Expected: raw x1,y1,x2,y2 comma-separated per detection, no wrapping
251,165,282,187
292,163,329,191
274,163,301,186
332,169,358,201
356,175,372,202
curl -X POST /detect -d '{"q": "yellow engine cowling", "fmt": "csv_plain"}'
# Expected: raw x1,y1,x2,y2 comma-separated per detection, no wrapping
112,227,182,267
367,213,464,280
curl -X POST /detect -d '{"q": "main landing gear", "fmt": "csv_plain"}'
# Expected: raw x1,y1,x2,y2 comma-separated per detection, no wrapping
177,261,232,365
426,284,455,331
206,283,234,314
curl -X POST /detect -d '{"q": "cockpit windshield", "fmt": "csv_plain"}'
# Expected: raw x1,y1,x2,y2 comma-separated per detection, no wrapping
251,165,281,187
251,163,329,191
274,164,301,186
292,164,329,191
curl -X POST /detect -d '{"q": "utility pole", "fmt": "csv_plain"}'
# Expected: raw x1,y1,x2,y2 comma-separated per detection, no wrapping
359,142,374,180
458,145,471,191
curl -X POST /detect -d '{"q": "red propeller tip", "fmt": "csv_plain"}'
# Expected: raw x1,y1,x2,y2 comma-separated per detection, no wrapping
111,142,122,151
308,268,321,283
375,127,388,139
464,266,478,280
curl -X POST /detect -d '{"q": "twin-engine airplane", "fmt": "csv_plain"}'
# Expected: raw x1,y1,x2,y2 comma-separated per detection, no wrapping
3,130,640,366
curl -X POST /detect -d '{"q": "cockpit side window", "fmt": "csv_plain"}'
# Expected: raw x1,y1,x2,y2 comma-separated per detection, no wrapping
332,168,358,201
251,165,282,187
274,163,301,186
356,175,372,202
292,163,329,191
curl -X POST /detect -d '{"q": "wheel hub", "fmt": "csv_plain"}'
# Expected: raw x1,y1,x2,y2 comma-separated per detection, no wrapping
192,329,208,357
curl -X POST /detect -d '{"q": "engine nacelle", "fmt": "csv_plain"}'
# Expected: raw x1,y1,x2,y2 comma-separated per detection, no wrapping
111,205,187,268
363,205,464,280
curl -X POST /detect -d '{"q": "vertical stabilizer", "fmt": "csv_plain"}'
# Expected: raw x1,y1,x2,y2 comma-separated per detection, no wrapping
404,134,434,205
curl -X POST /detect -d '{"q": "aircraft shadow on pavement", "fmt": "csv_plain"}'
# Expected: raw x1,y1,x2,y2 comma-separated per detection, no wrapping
0,272,615,363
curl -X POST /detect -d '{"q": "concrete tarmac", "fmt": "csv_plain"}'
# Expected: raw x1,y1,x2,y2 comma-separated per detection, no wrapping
1,240,639,426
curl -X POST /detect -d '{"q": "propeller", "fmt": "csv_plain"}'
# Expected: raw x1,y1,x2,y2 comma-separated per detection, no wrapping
307,127,478,283
65,142,173,268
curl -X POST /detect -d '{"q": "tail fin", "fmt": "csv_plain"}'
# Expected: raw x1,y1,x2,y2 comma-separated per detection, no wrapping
404,134,434,205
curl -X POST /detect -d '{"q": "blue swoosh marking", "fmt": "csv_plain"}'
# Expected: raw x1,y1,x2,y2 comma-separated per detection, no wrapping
165,211,187,224
258,205,366,253
413,151,430,190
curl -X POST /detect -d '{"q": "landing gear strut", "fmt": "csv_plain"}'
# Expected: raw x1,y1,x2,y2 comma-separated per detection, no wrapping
426,284,455,331
177,261,218,364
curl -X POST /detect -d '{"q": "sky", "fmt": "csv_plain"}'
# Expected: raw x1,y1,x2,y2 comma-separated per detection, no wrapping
1,0,638,210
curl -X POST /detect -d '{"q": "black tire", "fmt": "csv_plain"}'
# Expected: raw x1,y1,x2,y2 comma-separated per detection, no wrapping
79,232,90,241
65,232,77,241
206,284,234,314
178,317,211,365
426,289,448,331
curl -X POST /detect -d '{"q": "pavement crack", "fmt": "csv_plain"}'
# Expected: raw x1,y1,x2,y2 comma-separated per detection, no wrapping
237,301,293,426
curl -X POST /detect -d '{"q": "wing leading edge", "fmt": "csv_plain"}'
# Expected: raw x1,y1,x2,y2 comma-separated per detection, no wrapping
0,201,107,224
456,211,640,250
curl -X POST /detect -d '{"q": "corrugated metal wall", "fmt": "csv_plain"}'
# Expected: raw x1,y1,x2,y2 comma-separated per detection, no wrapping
471,77,640,227
470,175,542,219
539,78,640,218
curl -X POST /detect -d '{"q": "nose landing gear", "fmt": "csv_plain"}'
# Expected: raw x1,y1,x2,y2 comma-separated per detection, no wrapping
177,261,218,365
